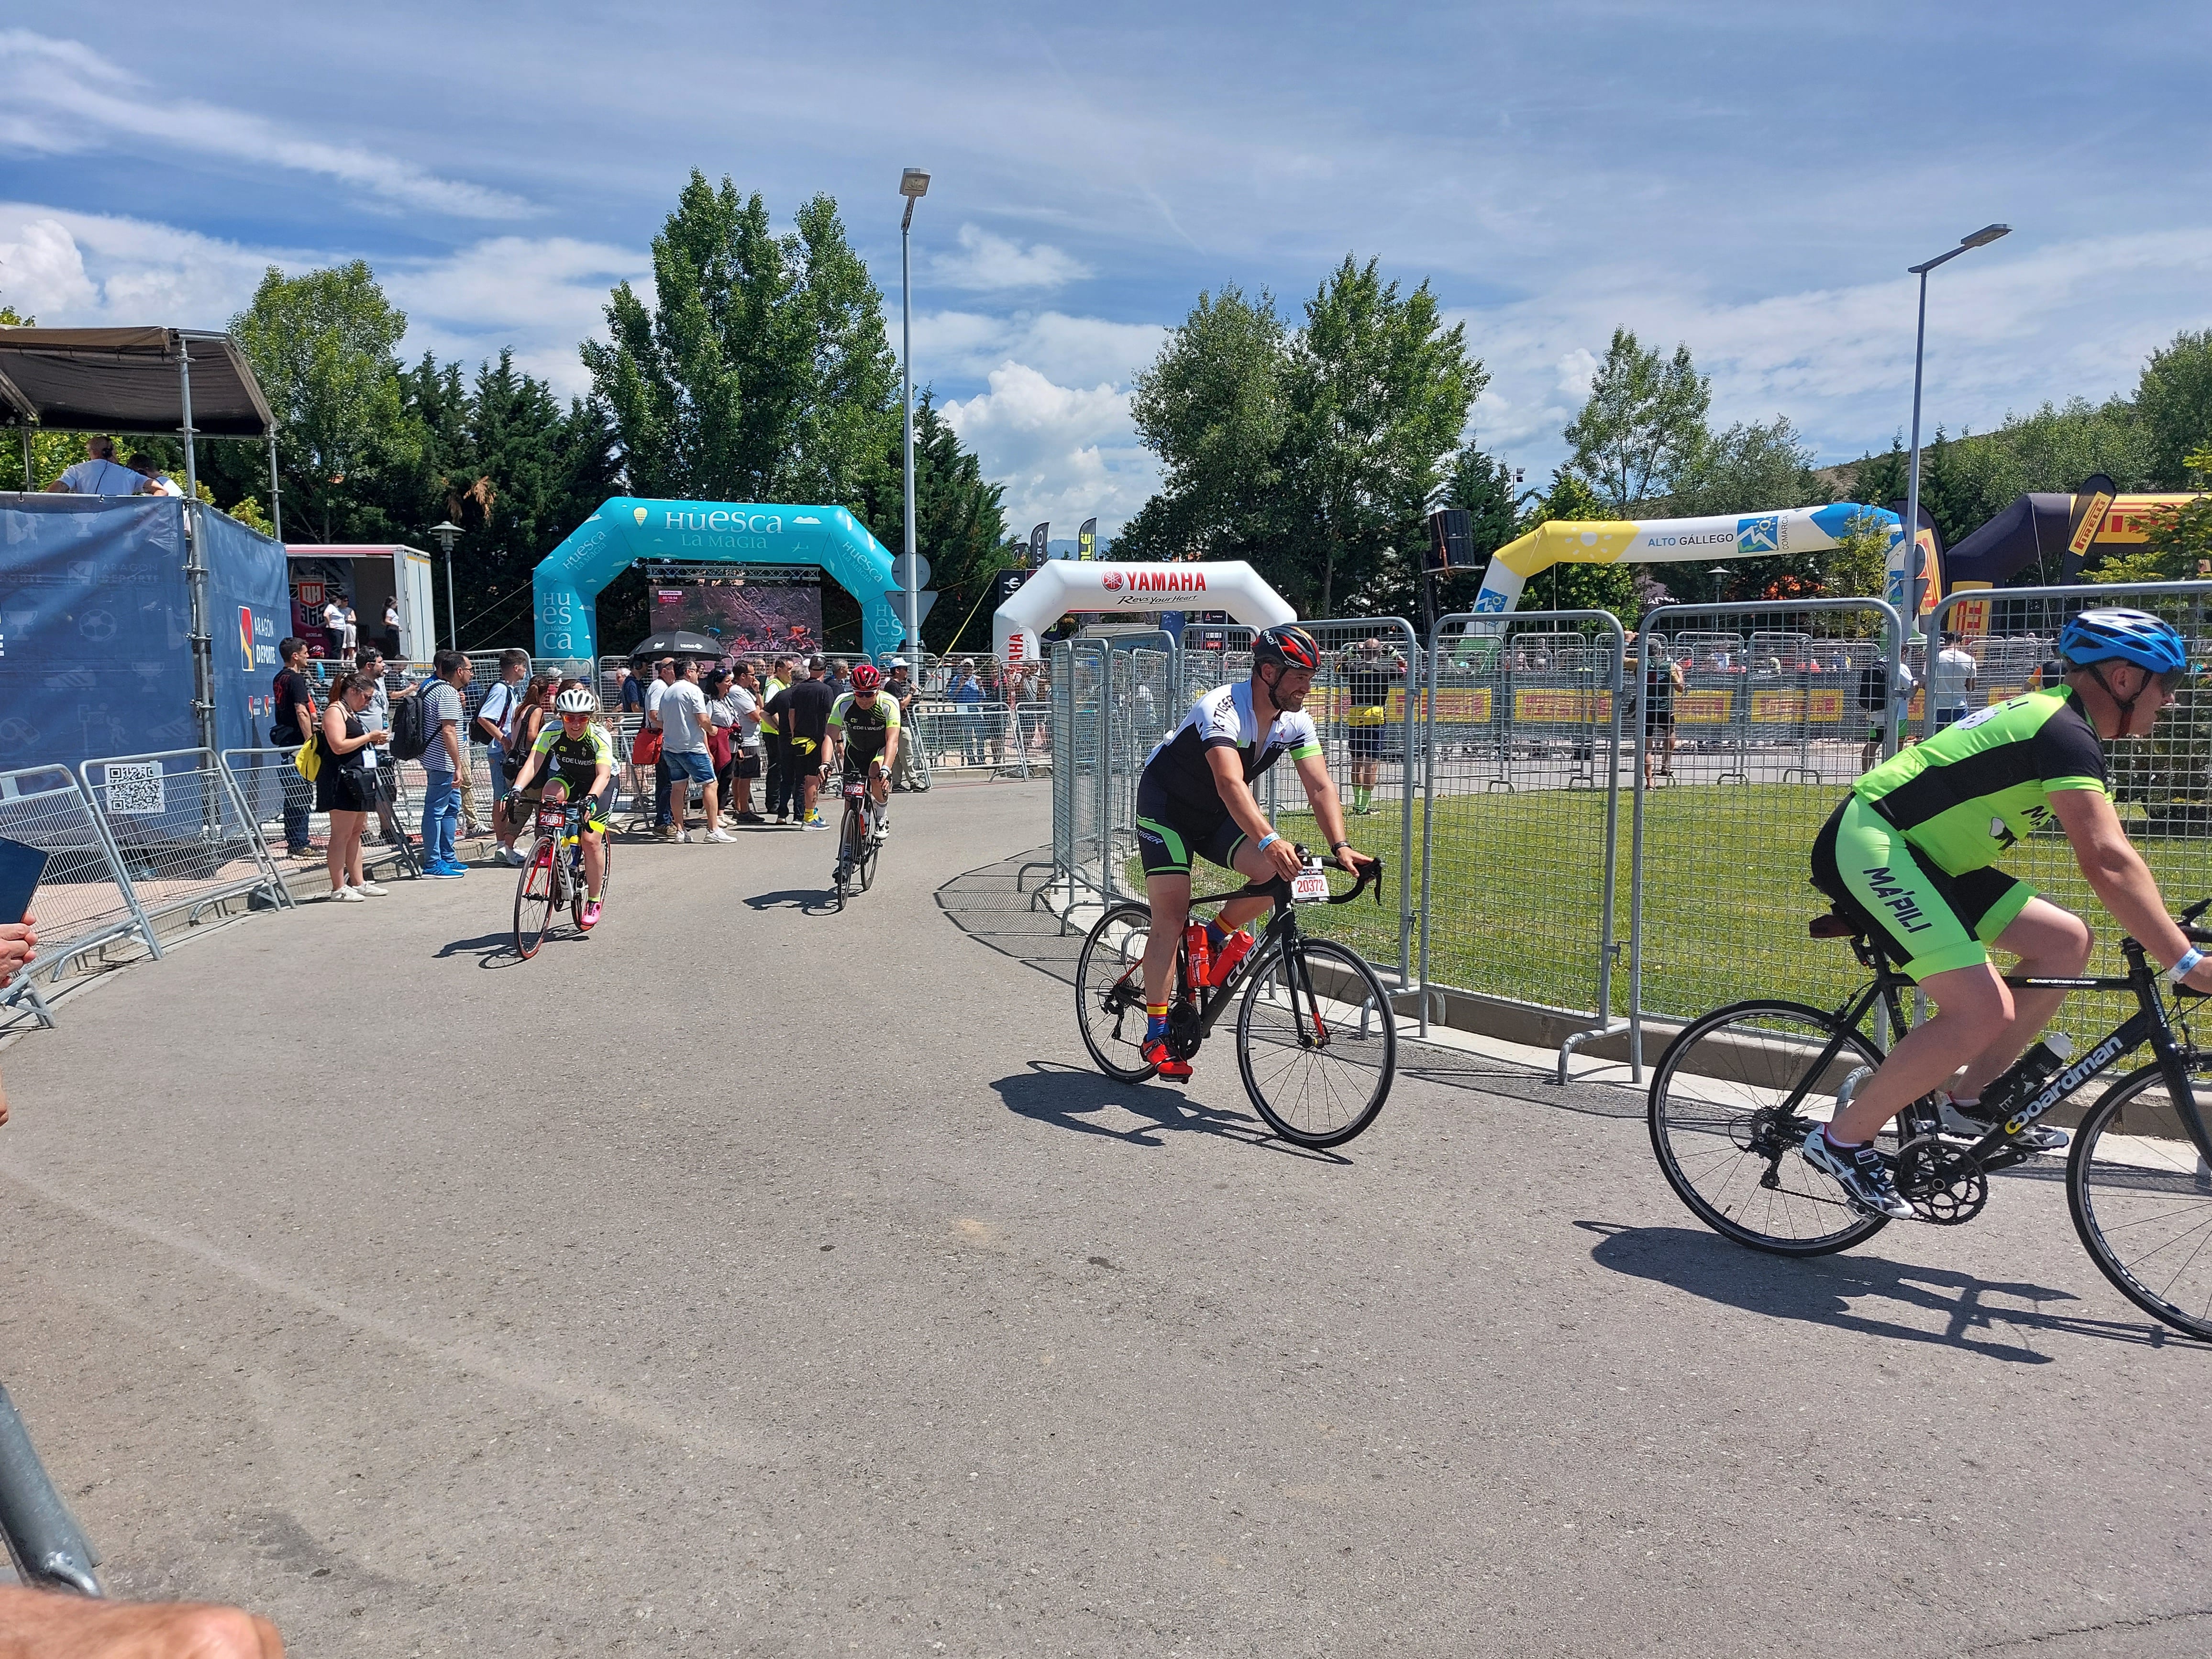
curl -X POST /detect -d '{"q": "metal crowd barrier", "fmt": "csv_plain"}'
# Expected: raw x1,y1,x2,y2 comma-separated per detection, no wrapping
0,765,161,1025
1626,597,1906,1070
1421,609,1627,1056
77,747,291,930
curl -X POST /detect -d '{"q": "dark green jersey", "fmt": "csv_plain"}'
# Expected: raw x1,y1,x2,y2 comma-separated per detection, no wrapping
1851,688,2108,875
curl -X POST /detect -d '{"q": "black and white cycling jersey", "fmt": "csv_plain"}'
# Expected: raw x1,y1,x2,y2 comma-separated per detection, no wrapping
1140,682,1324,818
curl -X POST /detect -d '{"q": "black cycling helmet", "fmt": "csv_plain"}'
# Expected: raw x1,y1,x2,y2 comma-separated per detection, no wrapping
1252,624,1322,673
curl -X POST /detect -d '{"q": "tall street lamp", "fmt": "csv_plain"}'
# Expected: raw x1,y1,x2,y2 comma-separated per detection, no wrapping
429,520,462,651
1902,223,2010,632
899,167,930,664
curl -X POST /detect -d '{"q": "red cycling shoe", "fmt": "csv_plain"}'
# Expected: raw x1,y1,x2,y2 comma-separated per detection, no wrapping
1141,1037,1193,1082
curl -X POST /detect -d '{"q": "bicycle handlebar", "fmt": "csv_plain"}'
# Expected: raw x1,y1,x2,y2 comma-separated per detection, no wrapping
1207,845,1385,907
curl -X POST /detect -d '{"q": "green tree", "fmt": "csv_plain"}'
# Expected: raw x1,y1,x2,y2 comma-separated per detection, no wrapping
229,261,420,543
582,172,897,507
852,390,1008,652
1444,443,1521,555
1117,285,1291,566
2136,330,2212,489
1668,415,1831,517
1517,469,1637,621
1562,329,1711,513
1279,256,1486,616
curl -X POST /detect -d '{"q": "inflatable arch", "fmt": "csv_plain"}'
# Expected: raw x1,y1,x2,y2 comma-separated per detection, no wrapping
1944,479,2196,590
532,497,901,661
993,561,1295,664
1469,503,1931,625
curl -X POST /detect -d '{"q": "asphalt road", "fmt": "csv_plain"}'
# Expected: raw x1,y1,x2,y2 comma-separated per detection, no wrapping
3,778,2210,1656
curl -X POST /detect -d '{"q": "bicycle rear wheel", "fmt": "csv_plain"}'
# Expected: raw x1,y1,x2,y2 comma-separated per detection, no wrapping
513,842,556,958
1648,1000,1890,1256
1075,901,1159,1082
2068,1061,2212,1342
1235,937,1395,1148
860,807,881,892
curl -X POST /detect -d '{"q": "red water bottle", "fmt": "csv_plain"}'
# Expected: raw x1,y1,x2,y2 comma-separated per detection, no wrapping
1184,921,1211,990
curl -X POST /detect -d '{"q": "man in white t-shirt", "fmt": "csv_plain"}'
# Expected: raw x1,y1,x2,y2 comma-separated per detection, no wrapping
44,435,144,496
321,595,346,661
1929,629,1979,731
655,658,721,841
720,659,766,823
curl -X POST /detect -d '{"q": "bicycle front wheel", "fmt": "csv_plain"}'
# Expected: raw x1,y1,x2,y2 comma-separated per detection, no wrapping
1648,1000,1889,1256
1075,901,1158,1082
860,811,881,892
513,843,556,958
1235,938,1396,1148
2068,1061,2212,1343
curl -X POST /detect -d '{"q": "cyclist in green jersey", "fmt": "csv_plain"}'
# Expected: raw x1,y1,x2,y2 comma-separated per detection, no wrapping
827,663,900,838
509,686,614,926
1803,608,2212,1217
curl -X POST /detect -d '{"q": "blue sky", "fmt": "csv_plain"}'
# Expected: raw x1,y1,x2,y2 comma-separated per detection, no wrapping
3,2,2208,536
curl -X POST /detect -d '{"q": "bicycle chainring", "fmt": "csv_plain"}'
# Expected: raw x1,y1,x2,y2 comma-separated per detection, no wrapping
1166,1001,1204,1061
1895,1135,1989,1225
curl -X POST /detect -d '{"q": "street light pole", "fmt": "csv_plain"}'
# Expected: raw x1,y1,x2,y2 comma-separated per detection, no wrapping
900,168,930,665
1902,223,2010,635
429,520,462,651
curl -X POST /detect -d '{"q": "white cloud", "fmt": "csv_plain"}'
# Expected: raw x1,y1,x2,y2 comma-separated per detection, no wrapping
0,204,295,326
382,236,649,396
914,309,1166,390
0,31,533,221
940,363,1158,536
927,224,1090,292
1555,348,1597,398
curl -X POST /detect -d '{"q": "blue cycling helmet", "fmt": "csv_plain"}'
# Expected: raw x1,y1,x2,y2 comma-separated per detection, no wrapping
2058,608,2188,675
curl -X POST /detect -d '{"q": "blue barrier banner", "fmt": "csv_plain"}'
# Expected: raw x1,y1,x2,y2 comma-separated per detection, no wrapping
198,507,289,756
0,495,287,777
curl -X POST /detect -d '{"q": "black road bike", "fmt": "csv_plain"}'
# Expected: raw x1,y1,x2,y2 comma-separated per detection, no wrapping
831,774,882,911
1648,899,2212,1342
1075,851,1396,1148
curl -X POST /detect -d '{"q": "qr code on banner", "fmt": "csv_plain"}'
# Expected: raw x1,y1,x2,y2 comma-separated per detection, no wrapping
103,762,166,816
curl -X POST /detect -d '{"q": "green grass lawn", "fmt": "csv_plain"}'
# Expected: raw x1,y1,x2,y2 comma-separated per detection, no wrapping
1133,783,2212,1045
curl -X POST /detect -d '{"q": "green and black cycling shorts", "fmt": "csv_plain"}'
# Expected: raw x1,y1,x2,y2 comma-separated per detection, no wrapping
1810,796,2037,981
1134,776,1247,879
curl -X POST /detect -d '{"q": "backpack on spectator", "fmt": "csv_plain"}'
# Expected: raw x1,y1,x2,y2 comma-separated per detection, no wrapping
388,680,435,760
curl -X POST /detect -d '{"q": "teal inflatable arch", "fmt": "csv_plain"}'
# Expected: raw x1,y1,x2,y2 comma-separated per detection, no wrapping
532,498,901,661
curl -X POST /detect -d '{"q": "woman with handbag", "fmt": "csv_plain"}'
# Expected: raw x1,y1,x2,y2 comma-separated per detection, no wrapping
316,671,391,900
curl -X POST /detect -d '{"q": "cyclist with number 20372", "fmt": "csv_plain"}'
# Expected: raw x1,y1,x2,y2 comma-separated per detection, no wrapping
1131,624,1376,1082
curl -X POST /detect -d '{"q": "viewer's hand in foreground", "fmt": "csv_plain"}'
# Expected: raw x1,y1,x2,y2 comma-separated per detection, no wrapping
0,1586,283,1657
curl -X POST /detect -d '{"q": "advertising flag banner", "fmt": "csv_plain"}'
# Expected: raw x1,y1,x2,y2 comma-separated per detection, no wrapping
1029,523,1050,567
2061,473,2118,580
1426,508,1472,572
1077,518,1097,561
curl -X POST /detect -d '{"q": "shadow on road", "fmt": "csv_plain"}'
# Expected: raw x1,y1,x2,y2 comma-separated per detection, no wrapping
744,888,841,917
1578,1221,2196,1359
993,1060,1349,1162
434,930,532,969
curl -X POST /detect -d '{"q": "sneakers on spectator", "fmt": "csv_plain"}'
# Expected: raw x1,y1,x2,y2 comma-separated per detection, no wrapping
353,882,388,897
735,811,765,824
774,812,788,824
707,828,736,843
328,885,365,902
804,811,826,829
422,861,466,879
676,829,693,843
655,825,677,841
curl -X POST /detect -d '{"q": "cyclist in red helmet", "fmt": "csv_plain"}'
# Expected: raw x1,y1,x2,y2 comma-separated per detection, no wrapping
1132,623,1375,1080
827,661,900,839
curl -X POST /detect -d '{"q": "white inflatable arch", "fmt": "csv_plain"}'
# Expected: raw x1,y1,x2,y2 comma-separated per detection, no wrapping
992,561,1296,663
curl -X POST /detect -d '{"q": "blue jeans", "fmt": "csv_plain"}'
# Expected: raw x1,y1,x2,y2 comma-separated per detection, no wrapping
421,770,460,867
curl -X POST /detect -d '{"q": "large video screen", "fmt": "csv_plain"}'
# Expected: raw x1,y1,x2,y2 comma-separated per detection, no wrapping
652,578,822,660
